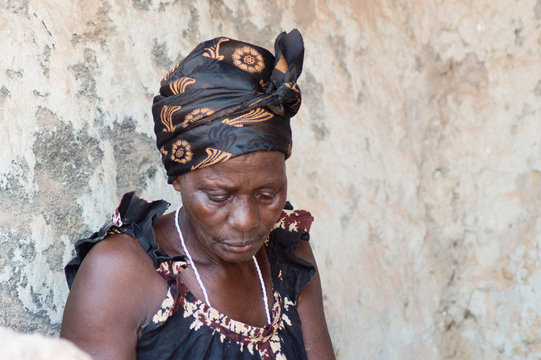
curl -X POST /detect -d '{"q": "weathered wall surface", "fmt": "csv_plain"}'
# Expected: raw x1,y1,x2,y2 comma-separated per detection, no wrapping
1,0,540,359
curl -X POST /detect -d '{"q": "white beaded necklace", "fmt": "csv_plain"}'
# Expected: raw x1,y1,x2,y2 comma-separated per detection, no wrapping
175,205,271,324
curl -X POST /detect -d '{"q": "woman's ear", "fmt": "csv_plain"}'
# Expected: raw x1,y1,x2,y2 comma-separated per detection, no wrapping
172,177,182,192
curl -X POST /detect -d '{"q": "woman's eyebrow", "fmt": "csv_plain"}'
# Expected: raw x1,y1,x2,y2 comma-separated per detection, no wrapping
199,182,235,191
257,179,286,190
198,179,284,191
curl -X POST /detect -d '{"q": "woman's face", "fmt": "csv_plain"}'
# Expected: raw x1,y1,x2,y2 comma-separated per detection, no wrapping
173,151,287,264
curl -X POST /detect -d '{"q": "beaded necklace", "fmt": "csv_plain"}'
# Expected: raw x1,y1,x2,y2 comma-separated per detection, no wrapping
174,205,271,324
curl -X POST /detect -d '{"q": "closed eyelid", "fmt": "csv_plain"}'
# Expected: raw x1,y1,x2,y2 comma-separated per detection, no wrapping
203,189,230,197
205,193,232,204
256,193,277,201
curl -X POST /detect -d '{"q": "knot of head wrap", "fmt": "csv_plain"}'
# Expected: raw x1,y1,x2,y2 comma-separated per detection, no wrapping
152,29,304,183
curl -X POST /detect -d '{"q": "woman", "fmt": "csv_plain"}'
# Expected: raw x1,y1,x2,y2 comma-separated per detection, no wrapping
61,29,335,360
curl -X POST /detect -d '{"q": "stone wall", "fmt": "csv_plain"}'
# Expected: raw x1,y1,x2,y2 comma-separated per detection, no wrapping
1,0,540,359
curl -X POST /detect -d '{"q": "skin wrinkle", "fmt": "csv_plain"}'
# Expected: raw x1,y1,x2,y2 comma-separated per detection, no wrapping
172,151,288,266
165,151,288,328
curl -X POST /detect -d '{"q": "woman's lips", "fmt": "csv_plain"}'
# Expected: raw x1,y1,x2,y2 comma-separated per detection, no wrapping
222,241,258,253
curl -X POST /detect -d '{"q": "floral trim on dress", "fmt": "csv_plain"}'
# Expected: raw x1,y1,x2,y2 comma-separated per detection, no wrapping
274,209,314,233
147,271,298,359
179,285,285,359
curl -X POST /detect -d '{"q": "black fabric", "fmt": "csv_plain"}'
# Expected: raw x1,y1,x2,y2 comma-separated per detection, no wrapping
64,193,315,359
152,30,304,182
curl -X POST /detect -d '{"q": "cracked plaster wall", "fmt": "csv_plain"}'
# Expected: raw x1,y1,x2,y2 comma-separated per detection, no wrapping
1,0,541,359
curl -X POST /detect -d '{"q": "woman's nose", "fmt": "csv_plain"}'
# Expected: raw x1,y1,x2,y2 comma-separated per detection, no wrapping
229,198,258,232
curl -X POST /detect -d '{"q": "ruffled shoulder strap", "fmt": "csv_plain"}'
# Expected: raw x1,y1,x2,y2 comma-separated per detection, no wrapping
64,192,172,288
267,202,316,298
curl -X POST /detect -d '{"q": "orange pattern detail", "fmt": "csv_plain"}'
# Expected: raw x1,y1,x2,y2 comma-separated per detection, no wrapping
170,77,196,95
284,82,300,93
259,79,269,91
171,139,193,164
160,105,182,132
203,38,229,60
191,148,232,171
182,107,215,128
232,46,265,73
222,108,274,128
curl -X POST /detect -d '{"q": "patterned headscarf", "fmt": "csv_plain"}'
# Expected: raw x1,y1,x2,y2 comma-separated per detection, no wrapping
152,29,304,183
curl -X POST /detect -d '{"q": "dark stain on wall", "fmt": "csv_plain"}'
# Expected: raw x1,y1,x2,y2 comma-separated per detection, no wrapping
5,68,24,80
0,0,29,16
33,112,102,187
0,85,11,107
32,107,103,241
0,228,61,335
132,0,153,11
207,0,276,45
152,38,176,70
535,0,541,19
0,159,31,213
101,116,162,194
301,71,329,141
185,6,201,41
533,80,541,97
75,2,115,47
327,34,350,79
340,184,361,229
68,48,100,100
38,44,52,78
0,107,110,334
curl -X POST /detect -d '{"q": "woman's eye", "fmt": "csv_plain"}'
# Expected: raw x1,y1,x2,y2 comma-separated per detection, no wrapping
257,192,276,201
207,194,230,203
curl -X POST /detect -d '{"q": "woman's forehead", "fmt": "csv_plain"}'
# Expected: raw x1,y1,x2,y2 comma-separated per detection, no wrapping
187,151,286,186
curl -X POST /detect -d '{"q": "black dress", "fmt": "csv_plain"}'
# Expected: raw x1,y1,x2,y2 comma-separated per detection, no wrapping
65,192,316,360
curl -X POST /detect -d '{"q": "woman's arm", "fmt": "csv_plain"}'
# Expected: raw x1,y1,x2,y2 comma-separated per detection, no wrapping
61,234,167,360
295,240,336,360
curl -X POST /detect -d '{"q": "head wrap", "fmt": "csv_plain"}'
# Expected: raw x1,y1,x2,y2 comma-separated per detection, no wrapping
152,29,304,183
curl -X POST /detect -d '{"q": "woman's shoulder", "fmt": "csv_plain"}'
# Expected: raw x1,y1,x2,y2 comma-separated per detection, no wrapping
61,232,167,357
81,232,154,272
69,233,161,304
80,230,166,291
